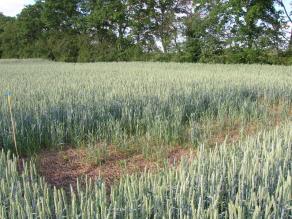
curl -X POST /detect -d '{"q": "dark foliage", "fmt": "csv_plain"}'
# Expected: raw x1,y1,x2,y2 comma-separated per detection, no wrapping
0,0,291,64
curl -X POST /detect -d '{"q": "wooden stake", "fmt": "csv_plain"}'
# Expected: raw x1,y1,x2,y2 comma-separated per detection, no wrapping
7,95,19,156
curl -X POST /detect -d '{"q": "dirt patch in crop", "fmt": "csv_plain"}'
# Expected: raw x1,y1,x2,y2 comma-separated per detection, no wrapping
207,121,259,146
37,146,159,190
207,103,292,146
167,147,195,165
36,145,196,190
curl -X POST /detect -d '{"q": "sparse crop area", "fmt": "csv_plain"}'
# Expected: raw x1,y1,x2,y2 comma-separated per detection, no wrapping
0,60,291,218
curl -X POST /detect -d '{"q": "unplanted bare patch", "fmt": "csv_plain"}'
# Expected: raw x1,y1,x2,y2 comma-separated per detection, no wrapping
36,146,159,190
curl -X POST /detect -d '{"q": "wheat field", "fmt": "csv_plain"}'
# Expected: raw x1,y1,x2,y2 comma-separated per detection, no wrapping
0,60,291,218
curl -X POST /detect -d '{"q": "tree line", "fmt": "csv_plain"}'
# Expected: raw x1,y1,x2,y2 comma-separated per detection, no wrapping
0,0,292,64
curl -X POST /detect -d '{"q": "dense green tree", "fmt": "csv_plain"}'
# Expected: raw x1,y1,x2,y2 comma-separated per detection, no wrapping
41,0,82,31
0,14,19,58
184,1,229,62
128,0,191,53
0,0,291,63
229,0,284,50
127,0,160,52
184,0,287,63
0,13,13,34
17,2,48,57
149,0,191,53
276,0,292,51
86,1,130,51
39,0,90,60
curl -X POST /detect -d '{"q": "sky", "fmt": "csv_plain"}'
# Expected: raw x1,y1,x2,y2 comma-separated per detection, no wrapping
0,0,292,17
0,0,34,17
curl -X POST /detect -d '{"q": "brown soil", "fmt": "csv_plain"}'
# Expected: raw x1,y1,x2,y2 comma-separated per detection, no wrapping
207,121,259,146
36,144,197,191
37,146,159,190
207,103,292,146
167,147,195,165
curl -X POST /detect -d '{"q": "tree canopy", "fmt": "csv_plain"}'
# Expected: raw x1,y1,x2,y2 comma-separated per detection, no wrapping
0,0,291,64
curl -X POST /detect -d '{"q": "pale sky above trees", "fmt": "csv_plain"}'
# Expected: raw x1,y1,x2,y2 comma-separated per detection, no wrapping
1,0,291,17
0,0,34,17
